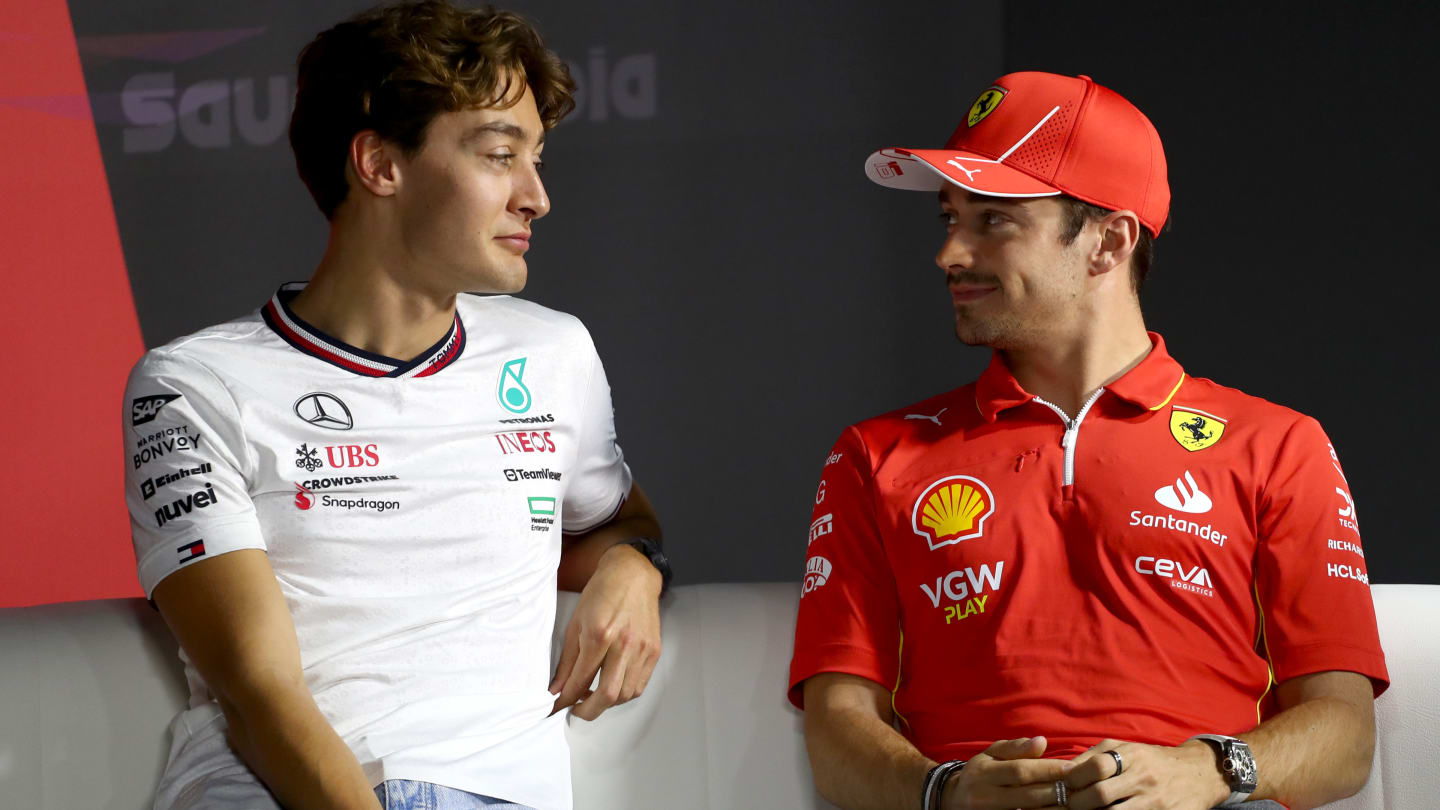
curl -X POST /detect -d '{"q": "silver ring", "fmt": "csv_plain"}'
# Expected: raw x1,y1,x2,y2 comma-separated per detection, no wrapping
1055,779,1069,806
1105,748,1124,777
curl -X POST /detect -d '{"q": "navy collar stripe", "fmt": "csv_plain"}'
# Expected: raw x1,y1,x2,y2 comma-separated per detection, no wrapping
261,283,466,378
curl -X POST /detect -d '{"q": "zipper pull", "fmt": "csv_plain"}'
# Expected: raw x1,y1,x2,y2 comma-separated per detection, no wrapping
1061,427,1076,449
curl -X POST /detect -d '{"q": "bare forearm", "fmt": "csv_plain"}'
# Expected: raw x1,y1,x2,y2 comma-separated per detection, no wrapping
223,685,381,810
805,704,932,810
1241,691,1375,809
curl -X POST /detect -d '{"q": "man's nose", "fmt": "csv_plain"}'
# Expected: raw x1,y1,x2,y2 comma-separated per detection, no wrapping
935,232,974,273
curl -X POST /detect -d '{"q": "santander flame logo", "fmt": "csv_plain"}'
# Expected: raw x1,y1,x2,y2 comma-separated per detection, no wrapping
294,482,314,510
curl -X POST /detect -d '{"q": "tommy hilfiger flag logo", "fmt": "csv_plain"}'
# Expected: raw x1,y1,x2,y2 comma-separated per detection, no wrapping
177,539,207,563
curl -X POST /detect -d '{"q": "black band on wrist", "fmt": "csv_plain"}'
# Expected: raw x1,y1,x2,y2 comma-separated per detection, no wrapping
921,760,965,810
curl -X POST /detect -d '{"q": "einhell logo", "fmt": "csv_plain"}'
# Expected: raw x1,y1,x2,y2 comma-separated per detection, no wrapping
911,475,996,550
496,431,556,455
141,462,212,500
154,483,219,528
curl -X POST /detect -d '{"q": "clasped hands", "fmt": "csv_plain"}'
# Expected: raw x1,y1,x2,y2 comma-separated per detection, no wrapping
942,736,1229,810
549,542,663,721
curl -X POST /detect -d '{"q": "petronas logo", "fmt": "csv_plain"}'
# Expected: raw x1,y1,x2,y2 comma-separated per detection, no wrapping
497,357,532,414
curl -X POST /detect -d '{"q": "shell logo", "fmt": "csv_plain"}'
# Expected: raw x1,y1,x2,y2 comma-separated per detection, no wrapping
911,475,996,550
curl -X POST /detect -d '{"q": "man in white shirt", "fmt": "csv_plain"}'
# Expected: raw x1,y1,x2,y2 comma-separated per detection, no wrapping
123,3,669,808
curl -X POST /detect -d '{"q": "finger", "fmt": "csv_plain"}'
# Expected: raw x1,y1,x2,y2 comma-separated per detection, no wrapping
549,619,581,694
572,643,628,721
1062,749,1113,791
1065,769,1137,810
981,735,1049,761
553,626,608,712
982,756,1075,786
620,642,659,705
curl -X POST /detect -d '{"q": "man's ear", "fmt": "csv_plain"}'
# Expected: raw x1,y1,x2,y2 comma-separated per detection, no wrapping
347,130,400,199
1090,209,1141,278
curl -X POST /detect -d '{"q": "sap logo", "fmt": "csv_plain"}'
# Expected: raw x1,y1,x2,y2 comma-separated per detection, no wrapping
920,561,1005,607
1326,563,1369,585
496,431,556,455
802,556,832,597
154,483,218,528
121,73,291,154
1135,556,1214,596
1335,487,1359,532
563,49,657,123
824,452,843,467
131,394,180,427
808,514,833,545
133,433,204,469
324,444,380,469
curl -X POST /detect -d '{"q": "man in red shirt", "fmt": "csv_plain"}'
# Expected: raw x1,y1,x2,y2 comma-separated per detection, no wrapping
789,72,1386,810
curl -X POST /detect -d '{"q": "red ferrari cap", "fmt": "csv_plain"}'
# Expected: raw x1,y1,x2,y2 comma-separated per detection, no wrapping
865,72,1170,237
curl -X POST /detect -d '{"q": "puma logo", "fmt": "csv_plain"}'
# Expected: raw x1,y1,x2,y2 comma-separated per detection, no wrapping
905,407,947,426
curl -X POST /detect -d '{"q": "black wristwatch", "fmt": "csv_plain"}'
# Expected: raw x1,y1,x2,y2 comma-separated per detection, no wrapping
1188,734,1257,806
622,537,673,596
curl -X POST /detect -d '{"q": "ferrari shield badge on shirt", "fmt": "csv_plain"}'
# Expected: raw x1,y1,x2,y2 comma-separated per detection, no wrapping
1170,408,1226,452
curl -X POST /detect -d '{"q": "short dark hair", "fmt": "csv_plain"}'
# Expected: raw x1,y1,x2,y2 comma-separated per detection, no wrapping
289,1,576,220
1057,196,1161,294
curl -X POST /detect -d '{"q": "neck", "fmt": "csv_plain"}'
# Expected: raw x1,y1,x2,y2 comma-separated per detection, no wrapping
1000,303,1152,419
290,217,457,363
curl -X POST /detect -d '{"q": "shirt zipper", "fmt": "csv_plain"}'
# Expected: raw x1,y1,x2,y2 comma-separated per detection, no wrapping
1032,388,1105,487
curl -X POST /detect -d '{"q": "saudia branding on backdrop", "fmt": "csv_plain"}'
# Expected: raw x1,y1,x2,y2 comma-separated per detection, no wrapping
87,27,659,154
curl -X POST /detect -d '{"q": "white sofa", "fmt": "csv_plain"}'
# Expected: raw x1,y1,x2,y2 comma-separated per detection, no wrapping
0,583,1435,809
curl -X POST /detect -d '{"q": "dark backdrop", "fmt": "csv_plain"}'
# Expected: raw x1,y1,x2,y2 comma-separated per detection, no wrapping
29,0,1436,604
1002,2,1440,586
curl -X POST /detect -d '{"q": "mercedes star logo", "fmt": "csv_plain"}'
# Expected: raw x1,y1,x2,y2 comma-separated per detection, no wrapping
293,392,353,430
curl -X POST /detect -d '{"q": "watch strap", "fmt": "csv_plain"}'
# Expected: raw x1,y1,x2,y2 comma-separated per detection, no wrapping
1188,734,1257,806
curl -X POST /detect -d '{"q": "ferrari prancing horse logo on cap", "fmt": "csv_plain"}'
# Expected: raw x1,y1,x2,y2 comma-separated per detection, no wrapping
967,86,1007,127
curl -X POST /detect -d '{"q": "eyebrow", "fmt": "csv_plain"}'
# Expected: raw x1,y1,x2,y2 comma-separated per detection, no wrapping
460,121,544,147
937,190,1025,207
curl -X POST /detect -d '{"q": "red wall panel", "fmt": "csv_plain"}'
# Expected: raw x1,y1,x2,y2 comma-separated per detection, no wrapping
1,0,146,606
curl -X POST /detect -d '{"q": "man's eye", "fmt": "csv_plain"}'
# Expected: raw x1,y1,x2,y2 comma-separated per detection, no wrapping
534,159,546,174
489,153,516,165
938,212,957,227
982,212,1007,227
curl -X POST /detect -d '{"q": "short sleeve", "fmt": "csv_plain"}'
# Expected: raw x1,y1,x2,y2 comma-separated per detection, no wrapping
1255,416,1388,695
788,427,901,709
124,350,267,597
560,336,632,534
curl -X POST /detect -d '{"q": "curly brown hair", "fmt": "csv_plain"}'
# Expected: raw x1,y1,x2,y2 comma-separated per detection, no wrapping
289,1,575,220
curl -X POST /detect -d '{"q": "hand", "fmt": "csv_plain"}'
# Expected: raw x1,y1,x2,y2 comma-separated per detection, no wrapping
1059,739,1228,810
942,736,1076,810
550,543,662,720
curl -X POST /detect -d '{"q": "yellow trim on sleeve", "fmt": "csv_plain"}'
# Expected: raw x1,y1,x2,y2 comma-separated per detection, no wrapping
891,628,911,732
1251,582,1277,724
1148,372,1187,411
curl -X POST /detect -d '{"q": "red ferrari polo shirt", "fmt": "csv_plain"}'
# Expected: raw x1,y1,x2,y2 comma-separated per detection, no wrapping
788,333,1387,762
